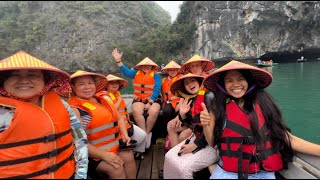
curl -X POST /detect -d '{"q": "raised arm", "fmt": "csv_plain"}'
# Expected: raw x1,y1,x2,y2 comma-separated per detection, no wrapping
112,48,137,79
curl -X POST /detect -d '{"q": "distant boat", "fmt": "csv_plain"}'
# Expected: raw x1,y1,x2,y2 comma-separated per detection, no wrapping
256,63,278,67
297,56,307,62
256,60,278,67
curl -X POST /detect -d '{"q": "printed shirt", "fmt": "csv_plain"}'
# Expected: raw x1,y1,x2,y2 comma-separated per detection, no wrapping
0,99,88,179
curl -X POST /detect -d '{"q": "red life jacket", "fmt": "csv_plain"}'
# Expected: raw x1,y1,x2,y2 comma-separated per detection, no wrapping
190,88,206,117
220,101,283,178
189,88,206,137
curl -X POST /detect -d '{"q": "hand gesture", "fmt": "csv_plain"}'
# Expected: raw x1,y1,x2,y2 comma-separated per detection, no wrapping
178,143,197,155
144,103,151,110
200,102,210,126
122,135,132,146
179,98,192,116
112,48,123,62
102,152,124,169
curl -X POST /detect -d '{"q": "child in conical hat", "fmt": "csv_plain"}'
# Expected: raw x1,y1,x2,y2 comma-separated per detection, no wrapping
112,48,161,150
0,51,88,179
180,54,215,77
95,74,147,160
163,73,219,179
201,60,320,179
160,60,183,142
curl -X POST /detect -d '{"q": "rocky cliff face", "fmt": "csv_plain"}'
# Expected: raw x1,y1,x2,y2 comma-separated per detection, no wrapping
189,1,320,62
0,1,170,73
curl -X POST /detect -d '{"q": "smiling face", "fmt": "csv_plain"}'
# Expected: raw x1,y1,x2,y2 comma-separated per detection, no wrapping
183,77,200,95
167,68,179,77
140,65,152,73
107,80,120,92
3,70,45,100
188,62,203,75
71,75,96,100
224,70,248,99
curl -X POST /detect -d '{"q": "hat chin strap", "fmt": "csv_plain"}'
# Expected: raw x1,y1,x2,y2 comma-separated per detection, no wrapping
216,83,256,96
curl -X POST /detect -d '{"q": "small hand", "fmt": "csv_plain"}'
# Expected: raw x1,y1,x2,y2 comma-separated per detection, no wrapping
179,98,192,116
178,143,197,155
144,103,151,110
112,48,123,62
103,152,124,169
200,102,210,126
122,136,132,146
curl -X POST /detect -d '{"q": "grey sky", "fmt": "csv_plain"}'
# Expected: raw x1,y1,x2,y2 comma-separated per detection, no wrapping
155,1,183,22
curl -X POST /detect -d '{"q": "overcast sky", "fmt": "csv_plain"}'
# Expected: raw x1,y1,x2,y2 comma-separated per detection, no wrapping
155,1,184,22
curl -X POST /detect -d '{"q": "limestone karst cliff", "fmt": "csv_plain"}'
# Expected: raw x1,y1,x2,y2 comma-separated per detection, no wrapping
187,1,320,62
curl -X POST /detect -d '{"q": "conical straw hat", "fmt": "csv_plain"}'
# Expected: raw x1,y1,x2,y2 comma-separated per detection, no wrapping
106,74,128,91
203,60,272,92
180,54,215,73
0,51,71,97
170,73,204,98
70,70,107,93
161,60,181,73
134,57,159,70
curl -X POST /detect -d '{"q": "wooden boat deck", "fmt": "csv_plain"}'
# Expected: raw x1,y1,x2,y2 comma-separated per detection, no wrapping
135,139,165,179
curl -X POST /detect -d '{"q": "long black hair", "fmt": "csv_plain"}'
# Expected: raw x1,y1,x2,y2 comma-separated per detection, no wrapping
211,69,294,168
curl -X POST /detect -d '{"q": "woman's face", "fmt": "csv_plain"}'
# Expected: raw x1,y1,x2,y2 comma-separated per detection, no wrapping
141,65,152,73
224,70,248,99
4,70,45,99
184,77,200,95
188,62,203,75
72,75,96,100
167,69,179,77
107,80,119,92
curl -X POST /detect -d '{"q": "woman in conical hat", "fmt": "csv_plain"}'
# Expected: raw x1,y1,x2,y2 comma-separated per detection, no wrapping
68,70,137,179
180,54,215,76
112,48,161,150
0,51,88,179
160,60,183,142
95,74,147,160
201,60,320,179
163,73,219,179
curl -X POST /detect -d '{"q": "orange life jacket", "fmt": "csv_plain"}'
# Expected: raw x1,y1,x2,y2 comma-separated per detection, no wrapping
68,96,121,154
161,74,182,109
95,91,131,130
133,70,155,102
0,91,75,179
220,101,283,178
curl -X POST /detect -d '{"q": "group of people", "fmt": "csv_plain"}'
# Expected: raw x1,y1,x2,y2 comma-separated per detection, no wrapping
0,48,320,179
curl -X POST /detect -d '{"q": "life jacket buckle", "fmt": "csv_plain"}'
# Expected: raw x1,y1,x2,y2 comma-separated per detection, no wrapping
45,164,59,174
44,134,56,142
254,152,266,162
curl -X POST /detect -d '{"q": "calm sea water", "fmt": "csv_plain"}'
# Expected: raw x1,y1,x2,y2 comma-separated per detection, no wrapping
119,61,320,143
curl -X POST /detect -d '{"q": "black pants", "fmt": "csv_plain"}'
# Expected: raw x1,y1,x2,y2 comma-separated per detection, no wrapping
161,103,177,137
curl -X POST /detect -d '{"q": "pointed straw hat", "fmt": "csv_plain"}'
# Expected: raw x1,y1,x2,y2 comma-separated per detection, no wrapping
180,54,215,74
0,51,71,98
160,60,181,73
134,57,159,70
70,70,108,93
203,60,273,93
170,73,204,98
106,74,128,91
